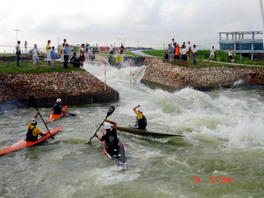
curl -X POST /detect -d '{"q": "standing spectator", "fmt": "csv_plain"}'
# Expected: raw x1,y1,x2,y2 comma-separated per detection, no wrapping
88,44,91,53
30,44,40,69
63,43,69,68
110,44,114,55
50,46,56,69
120,44,125,54
171,39,176,55
186,41,191,59
79,43,86,67
174,44,180,64
63,39,67,46
182,45,188,67
24,41,28,53
96,43,99,54
16,41,21,67
46,40,52,66
192,45,197,65
228,47,233,63
167,44,173,63
60,43,65,67
208,46,215,63
86,43,89,53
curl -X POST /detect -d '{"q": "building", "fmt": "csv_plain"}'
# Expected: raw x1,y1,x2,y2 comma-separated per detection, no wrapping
219,31,264,60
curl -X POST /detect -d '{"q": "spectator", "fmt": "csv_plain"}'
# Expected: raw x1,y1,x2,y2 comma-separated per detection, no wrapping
70,52,81,68
30,44,40,69
174,44,180,64
167,44,173,63
60,43,65,67
182,45,188,67
228,47,233,63
16,41,21,67
50,46,56,69
120,44,125,54
79,43,86,67
24,41,28,53
110,44,114,55
192,45,197,65
208,46,215,63
46,40,52,66
186,41,191,59
63,43,69,68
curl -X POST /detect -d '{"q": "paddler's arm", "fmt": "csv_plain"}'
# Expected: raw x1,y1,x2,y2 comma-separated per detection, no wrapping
34,111,40,118
93,134,102,141
104,119,117,129
133,105,140,113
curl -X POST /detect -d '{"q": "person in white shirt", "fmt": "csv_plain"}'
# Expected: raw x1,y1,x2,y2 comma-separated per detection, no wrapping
208,46,215,63
228,47,233,63
30,44,40,69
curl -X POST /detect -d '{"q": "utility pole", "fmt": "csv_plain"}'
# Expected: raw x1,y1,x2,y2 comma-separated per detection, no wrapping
14,29,20,41
260,0,264,49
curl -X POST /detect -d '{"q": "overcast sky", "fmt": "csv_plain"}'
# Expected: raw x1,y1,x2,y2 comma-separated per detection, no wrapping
0,0,263,52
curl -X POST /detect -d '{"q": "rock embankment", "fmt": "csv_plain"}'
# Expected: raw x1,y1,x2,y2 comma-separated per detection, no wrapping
0,71,119,106
141,58,264,91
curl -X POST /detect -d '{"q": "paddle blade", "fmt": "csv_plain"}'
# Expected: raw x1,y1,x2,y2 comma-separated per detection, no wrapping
106,106,115,118
67,112,76,116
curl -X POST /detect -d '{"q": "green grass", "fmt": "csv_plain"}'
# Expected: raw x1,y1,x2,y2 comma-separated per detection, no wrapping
0,60,83,74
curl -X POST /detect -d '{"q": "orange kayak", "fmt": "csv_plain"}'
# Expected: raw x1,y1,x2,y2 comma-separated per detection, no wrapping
46,105,68,124
0,127,63,156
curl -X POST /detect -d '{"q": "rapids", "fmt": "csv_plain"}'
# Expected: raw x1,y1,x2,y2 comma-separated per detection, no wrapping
0,60,264,197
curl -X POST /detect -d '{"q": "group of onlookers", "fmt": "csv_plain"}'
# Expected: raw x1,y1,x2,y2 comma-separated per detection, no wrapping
164,39,197,67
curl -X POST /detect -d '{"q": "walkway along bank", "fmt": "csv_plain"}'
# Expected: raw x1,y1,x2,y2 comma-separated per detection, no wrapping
0,70,119,107
141,58,264,91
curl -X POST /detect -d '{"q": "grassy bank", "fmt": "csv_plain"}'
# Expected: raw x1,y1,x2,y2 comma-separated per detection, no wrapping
144,50,264,68
0,60,83,74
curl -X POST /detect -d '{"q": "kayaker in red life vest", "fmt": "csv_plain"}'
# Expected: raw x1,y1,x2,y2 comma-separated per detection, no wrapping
26,111,48,141
52,98,66,115
133,105,147,129
93,120,119,157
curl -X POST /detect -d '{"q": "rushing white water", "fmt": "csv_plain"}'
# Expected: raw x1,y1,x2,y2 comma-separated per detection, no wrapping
1,60,264,197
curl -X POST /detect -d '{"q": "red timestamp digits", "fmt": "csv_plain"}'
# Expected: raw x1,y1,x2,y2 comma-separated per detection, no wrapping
209,176,232,184
192,176,201,183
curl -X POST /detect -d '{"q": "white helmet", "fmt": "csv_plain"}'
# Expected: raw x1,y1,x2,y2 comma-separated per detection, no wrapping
137,107,143,113
30,118,37,125
56,98,62,103
104,122,112,130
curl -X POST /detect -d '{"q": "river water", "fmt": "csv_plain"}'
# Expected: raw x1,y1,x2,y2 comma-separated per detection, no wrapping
1,60,264,198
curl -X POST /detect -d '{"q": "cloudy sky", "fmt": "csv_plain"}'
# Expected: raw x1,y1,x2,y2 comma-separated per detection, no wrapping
0,0,263,52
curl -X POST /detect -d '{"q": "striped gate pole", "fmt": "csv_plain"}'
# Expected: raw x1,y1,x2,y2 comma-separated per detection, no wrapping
104,61,107,90
130,59,132,85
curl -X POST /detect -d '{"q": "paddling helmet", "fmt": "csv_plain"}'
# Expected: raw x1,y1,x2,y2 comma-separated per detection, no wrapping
104,122,112,130
30,118,37,125
56,98,62,103
137,107,143,113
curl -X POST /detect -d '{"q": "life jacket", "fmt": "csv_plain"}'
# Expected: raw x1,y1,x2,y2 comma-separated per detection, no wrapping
53,104,62,114
26,126,37,142
138,114,147,129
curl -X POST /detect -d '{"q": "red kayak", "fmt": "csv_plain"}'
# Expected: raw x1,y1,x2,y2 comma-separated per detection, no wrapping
0,127,63,156
46,105,68,124
102,129,126,165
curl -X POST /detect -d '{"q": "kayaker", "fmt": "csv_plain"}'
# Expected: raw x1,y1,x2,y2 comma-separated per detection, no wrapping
52,98,66,115
93,120,119,157
133,105,147,129
26,111,48,141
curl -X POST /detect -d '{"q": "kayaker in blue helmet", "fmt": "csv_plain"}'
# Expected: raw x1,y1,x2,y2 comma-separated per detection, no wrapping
26,111,48,141
133,105,147,129
52,98,66,114
94,120,119,157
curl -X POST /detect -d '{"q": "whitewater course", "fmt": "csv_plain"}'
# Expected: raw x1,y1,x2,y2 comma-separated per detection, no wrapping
1,55,264,197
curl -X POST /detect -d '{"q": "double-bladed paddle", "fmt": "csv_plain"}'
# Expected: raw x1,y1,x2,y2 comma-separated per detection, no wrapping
28,96,54,139
87,105,115,143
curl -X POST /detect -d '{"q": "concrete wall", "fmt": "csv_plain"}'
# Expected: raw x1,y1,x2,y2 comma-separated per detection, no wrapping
141,58,264,91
